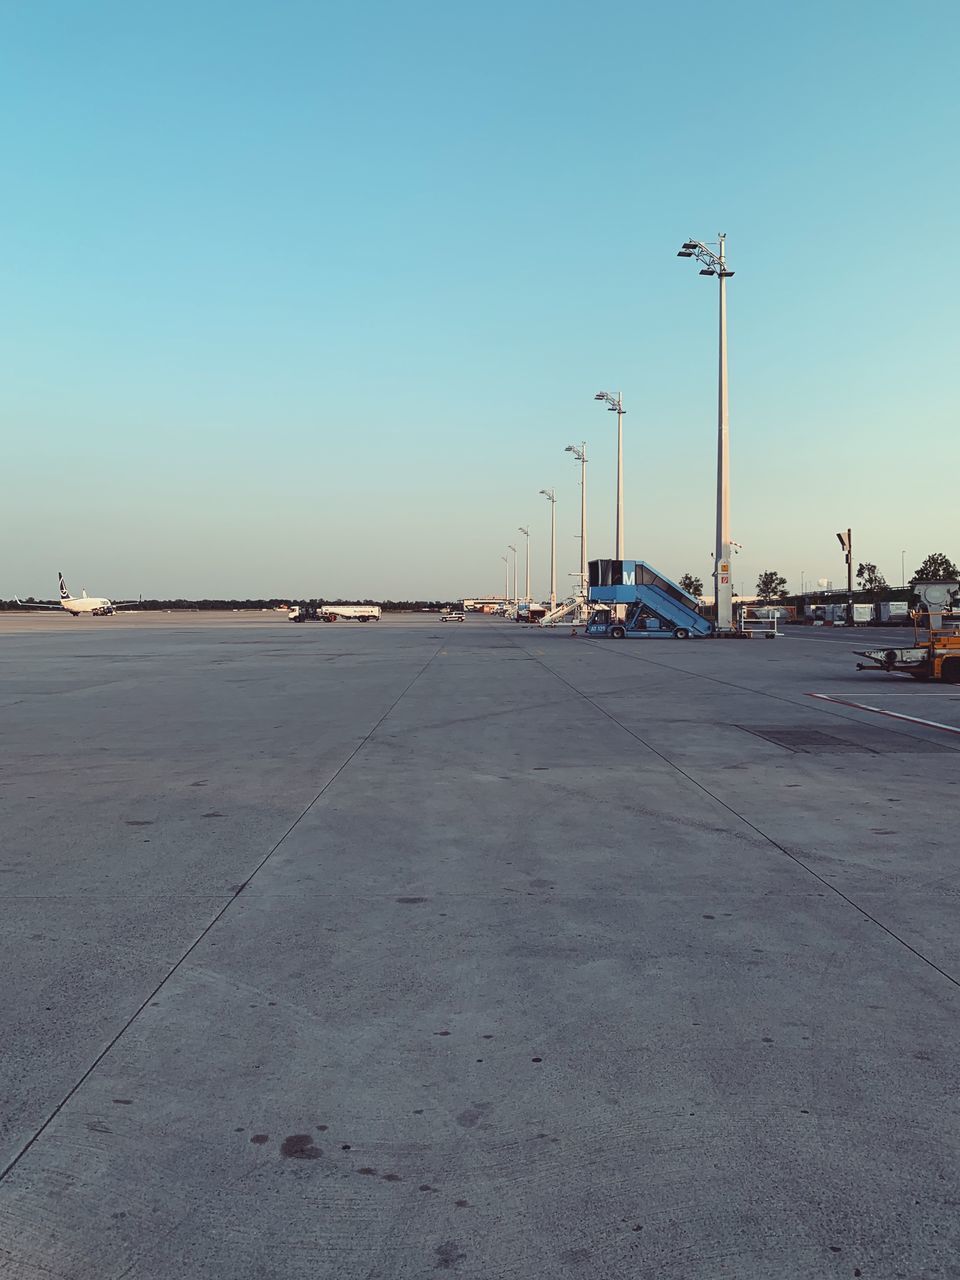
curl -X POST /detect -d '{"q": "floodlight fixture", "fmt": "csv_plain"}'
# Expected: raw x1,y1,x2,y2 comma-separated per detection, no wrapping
594,390,623,413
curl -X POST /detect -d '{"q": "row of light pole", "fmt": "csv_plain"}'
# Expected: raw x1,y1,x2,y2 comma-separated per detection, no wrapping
499,235,733,627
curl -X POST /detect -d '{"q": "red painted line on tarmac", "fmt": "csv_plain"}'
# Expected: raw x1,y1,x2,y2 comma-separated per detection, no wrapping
807,692,960,736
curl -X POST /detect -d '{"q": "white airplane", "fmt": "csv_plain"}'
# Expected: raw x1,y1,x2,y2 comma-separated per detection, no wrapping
17,572,140,617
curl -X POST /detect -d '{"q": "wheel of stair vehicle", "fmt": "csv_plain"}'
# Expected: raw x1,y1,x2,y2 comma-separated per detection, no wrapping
673,627,690,639
941,658,960,684
611,625,626,639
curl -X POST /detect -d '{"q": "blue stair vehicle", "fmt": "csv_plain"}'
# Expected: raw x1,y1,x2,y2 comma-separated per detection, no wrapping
585,559,713,639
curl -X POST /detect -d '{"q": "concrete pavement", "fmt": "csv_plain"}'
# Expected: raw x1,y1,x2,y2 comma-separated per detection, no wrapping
1,615,958,1278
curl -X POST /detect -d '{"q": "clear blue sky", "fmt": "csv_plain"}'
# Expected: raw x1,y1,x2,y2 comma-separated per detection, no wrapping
2,0,957,600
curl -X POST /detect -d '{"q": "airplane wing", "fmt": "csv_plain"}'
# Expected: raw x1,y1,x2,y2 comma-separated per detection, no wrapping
112,597,143,609
15,597,62,609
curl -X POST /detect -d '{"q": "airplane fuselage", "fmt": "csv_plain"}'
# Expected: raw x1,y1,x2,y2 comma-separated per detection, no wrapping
16,574,134,617
62,596,115,616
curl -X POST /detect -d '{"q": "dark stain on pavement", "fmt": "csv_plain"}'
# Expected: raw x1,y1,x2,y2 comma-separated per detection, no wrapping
250,1134,269,1145
382,1173,402,1182
434,1241,467,1270
358,1167,378,1175
396,897,429,904
280,1134,322,1159
201,811,225,818
125,820,152,827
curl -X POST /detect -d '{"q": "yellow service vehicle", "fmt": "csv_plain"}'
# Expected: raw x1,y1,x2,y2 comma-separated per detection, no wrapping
856,581,960,682
856,628,960,682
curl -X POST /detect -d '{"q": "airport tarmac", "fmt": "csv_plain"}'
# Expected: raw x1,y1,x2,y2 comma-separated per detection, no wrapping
1,613,958,1279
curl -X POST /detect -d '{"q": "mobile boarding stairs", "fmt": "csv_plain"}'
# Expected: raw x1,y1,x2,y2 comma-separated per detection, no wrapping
583,560,713,639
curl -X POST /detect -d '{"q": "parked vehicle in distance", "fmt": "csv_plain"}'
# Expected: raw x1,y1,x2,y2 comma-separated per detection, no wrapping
289,604,382,622
288,605,336,623
323,605,381,622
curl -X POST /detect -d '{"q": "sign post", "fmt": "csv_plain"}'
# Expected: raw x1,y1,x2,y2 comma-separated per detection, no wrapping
837,530,853,625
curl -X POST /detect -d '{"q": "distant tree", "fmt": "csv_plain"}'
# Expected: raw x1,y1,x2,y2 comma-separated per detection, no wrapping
678,573,704,599
912,553,959,582
756,570,788,603
856,562,888,597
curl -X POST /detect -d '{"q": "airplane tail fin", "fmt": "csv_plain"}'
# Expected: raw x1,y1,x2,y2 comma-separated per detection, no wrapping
59,572,70,600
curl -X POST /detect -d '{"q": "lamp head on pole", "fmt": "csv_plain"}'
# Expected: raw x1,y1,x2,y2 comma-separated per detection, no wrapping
594,391,623,413
678,235,732,280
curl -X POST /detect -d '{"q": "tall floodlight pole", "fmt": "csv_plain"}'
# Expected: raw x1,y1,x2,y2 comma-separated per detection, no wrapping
501,555,509,605
518,527,531,602
594,393,624,558
539,488,557,610
901,550,906,588
508,544,517,606
677,235,735,632
565,442,588,600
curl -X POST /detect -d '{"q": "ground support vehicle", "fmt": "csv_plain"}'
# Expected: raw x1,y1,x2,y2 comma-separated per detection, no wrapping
289,604,381,622
585,560,713,640
440,611,465,622
538,597,590,627
323,605,381,622
856,582,960,681
288,605,336,623
856,628,960,682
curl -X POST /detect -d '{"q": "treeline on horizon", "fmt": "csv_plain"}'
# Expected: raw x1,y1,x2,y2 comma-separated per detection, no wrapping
0,587,928,614
0,598,460,612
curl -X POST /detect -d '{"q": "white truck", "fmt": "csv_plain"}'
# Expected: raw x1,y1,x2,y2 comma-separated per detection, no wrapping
288,604,381,622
